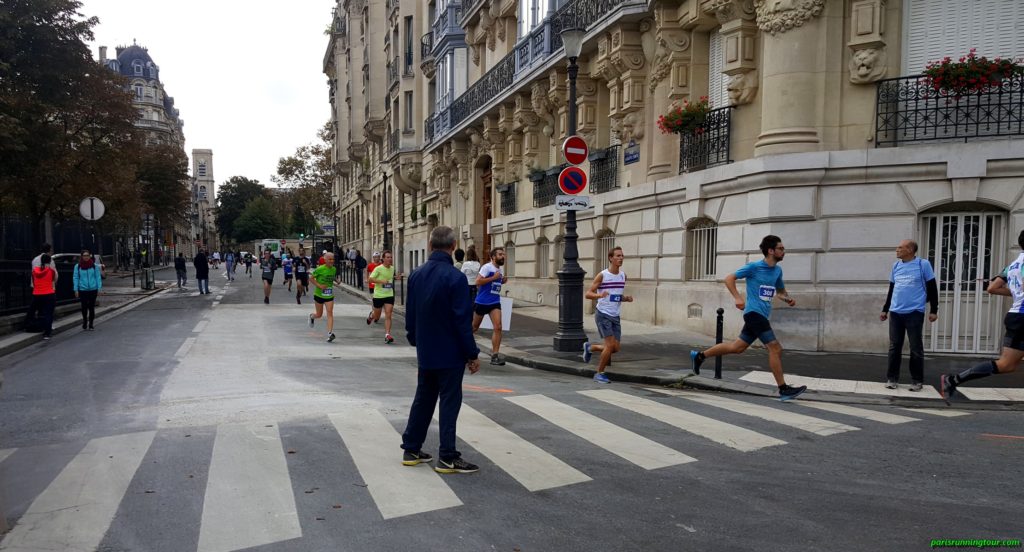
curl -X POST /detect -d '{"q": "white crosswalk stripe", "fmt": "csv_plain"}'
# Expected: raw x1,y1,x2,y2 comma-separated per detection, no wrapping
902,407,972,417
0,449,14,464
579,390,786,452
956,387,1024,401
507,394,696,470
739,371,944,399
0,431,156,552
444,404,591,491
796,401,920,425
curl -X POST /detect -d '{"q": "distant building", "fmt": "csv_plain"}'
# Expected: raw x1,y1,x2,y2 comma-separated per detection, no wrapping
191,149,218,253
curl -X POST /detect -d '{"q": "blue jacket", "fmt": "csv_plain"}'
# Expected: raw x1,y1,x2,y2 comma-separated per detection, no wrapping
406,250,480,369
73,264,103,292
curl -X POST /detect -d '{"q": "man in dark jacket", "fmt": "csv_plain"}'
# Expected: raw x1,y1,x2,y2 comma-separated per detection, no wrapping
354,250,367,290
194,249,210,294
400,226,481,474
174,253,187,288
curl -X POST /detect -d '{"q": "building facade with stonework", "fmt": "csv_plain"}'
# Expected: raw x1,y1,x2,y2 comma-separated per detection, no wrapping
325,0,1024,354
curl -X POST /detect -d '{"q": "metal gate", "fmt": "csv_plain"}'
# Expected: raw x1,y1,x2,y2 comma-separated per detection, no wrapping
920,212,1006,353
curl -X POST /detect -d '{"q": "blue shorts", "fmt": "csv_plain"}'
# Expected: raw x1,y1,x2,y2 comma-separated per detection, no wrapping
595,310,622,342
739,312,777,345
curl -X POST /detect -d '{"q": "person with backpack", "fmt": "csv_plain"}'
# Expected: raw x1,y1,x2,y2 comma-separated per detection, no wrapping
73,249,103,331
880,239,938,392
28,254,57,340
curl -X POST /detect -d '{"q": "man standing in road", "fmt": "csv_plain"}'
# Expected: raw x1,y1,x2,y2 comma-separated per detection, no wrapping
194,249,210,295
174,253,187,289
472,247,507,366
689,235,808,401
354,250,367,290
225,251,235,281
401,226,481,474
260,250,276,304
308,252,337,343
582,247,633,384
881,239,939,391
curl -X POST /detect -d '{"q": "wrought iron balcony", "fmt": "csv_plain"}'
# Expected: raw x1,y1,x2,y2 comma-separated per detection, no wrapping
387,59,399,91
499,183,517,215
678,106,733,174
589,145,620,194
387,128,400,158
421,32,433,60
424,115,436,145
534,165,567,208
404,51,414,76
432,3,463,45
876,73,1024,147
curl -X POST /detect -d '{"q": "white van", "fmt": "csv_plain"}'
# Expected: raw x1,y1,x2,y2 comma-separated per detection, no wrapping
260,239,283,260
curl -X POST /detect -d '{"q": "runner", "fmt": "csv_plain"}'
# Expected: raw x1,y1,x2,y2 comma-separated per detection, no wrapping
211,251,220,269
225,251,235,281
940,229,1024,402
582,247,633,384
366,250,399,343
366,251,381,322
689,235,808,401
260,250,276,304
472,247,507,366
308,252,337,342
282,254,294,292
294,248,311,304
244,253,253,277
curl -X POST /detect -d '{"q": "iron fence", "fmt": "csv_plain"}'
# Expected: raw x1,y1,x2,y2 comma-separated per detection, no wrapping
678,106,733,174
421,32,433,61
589,144,620,194
534,165,566,208
499,184,517,215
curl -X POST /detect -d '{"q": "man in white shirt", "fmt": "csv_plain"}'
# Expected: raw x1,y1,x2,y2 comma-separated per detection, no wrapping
31,243,57,287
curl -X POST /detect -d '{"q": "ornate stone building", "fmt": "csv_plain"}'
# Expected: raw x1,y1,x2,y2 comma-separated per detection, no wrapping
325,0,1024,353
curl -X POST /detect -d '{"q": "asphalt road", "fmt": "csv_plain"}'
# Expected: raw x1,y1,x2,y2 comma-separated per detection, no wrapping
0,265,1020,551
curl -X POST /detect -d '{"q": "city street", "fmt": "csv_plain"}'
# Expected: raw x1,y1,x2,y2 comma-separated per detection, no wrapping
0,267,1020,551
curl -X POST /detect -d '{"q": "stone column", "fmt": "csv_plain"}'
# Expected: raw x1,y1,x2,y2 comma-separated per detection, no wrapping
646,7,694,180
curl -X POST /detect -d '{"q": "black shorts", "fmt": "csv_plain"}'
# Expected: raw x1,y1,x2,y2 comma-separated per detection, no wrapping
1002,312,1024,351
474,302,501,316
297,274,308,285
284,273,293,280
372,296,395,308
739,312,778,345
314,295,333,304
262,277,273,284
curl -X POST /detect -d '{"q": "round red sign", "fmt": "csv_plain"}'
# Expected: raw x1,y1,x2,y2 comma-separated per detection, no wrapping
562,136,589,166
558,166,588,195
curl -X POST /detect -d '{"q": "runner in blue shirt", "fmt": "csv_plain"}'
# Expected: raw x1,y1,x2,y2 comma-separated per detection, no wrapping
471,247,507,366
282,254,294,292
689,235,807,401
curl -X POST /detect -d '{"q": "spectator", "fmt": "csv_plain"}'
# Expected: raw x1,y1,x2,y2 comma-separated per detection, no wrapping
461,245,482,301
174,253,187,288
73,249,102,331
194,249,210,294
28,254,57,340
355,250,368,290
454,248,465,270
30,243,56,289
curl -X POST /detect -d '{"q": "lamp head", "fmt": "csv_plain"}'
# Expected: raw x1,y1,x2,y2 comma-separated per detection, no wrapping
560,26,584,59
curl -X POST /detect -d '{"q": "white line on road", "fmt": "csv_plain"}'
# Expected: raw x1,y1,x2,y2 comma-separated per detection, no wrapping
192,320,208,333
445,404,591,491
211,301,220,307
215,295,224,301
174,337,196,358
329,408,462,520
796,401,920,425
507,394,696,470
579,390,786,452
0,449,15,463
0,431,156,552
901,408,972,417
739,371,943,399
647,388,860,437
197,424,302,552
957,387,1024,401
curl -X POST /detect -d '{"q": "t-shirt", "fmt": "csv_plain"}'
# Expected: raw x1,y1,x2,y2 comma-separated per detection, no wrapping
461,260,481,286
367,262,379,290
295,257,309,274
474,262,503,305
889,257,935,314
282,258,293,275
260,258,276,279
312,265,337,300
735,260,785,320
370,264,396,299
999,252,1024,313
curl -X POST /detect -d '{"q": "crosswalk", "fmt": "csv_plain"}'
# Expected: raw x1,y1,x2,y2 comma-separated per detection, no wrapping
0,389,970,551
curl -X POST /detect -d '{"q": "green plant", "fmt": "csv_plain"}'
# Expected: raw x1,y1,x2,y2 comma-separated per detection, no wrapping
924,49,1023,97
657,96,710,134
410,203,418,221
420,203,427,218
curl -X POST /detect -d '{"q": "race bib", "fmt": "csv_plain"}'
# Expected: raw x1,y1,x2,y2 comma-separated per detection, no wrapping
298,265,306,273
758,285,776,302
382,282,393,289
322,287,333,297
610,294,623,303
490,282,502,295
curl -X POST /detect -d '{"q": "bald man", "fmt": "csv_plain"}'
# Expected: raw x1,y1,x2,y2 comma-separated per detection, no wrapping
880,239,938,392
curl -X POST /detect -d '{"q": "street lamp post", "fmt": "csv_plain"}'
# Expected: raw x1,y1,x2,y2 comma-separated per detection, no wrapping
553,21,589,353
382,171,391,251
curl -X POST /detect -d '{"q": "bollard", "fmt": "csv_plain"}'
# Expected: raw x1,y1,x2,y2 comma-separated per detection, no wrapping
715,308,725,380
132,269,136,288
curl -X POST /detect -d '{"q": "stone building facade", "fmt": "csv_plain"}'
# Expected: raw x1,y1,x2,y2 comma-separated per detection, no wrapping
325,0,1024,354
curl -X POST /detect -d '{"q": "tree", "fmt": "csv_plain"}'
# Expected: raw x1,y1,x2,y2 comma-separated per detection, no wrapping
233,197,283,243
214,176,268,242
133,142,190,226
273,122,336,223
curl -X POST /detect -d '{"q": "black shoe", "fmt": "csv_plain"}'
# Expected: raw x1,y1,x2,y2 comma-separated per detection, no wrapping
779,384,807,402
689,350,704,375
490,354,505,366
264,297,269,304
82,322,88,330
940,374,957,403
402,450,433,466
366,313,373,325
327,332,336,343
434,457,479,474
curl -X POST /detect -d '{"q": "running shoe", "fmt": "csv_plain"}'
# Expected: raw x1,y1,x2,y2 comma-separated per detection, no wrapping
689,350,704,375
593,372,610,384
264,297,269,304
402,450,433,466
778,384,807,401
490,354,505,366
885,380,898,390
309,314,315,327
296,296,301,305
434,457,479,474
327,332,336,343
385,333,394,344
940,374,957,403
366,314,373,325
909,382,923,392
582,341,592,363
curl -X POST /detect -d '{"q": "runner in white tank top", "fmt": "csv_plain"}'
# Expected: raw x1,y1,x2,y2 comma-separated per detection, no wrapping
582,247,633,383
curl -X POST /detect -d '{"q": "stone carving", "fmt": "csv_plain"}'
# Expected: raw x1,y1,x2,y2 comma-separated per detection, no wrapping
848,47,885,84
621,112,643,142
648,9,691,93
753,0,825,35
727,70,759,105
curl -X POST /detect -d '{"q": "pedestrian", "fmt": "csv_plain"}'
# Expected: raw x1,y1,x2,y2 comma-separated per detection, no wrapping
194,249,210,294
941,229,1024,402
582,247,633,383
355,250,368,290
282,254,294,292
211,250,221,269
367,250,400,343
461,245,481,301
400,226,481,474
347,247,357,269
73,249,102,331
225,251,235,281
880,239,939,391
295,248,311,304
260,250,276,304
689,235,808,401
174,253,187,288
367,251,381,297
308,252,337,342
454,248,465,270
471,246,507,366
30,243,56,289
244,253,253,277
28,254,57,340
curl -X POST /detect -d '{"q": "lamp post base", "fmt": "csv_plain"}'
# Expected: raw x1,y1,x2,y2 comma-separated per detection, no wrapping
553,267,588,352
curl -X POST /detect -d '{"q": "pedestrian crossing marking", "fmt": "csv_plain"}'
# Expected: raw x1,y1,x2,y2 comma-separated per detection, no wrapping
174,337,196,358
579,390,786,452
445,404,591,491
192,320,208,333
329,408,462,520
197,423,302,552
740,371,943,399
647,388,860,436
0,449,14,464
0,431,156,552
901,408,972,417
795,401,920,425
957,387,1024,401
507,394,696,470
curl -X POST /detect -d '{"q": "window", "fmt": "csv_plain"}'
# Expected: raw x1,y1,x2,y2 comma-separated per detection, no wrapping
134,84,143,99
595,232,616,273
198,161,207,177
518,0,550,38
686,218,718,281
903,0,1024,73
148,65,157,78
505,243,515,277
133,61,142,75
708,30,728,108
404,91,413,130
537,240,550,278
404,16,414,73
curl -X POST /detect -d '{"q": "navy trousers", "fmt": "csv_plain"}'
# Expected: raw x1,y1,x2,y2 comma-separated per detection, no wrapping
401,367,465,461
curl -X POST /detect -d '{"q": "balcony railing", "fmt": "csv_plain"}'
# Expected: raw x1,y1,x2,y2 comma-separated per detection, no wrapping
876,73,1024,147
589,144,620,194
424,115,436,145
387,59,399,90
421,32,433,60
534,164,567,208
433,3,463,44
678,106,733,174
499,183,517,215
388,128,400,157
404,51,414,76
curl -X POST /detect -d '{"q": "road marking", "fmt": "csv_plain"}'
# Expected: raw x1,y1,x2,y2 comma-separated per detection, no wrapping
174,337,196,358
957,387,1024,401
739,371,943,399
795,401,920,425
212,301,220,307
647,388,859,436
507,394,695,470
197,423,302,552
445,404,590,491
329,408,461,520
0,449,14,463
980,433,1024,441
215,295,224,301
901,408,971,417
463,384,515,394
192,320,208,333
579,390,786,452
0,431,155,552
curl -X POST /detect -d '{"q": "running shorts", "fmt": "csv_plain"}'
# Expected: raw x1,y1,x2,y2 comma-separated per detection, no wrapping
474,302,501,316
314,295,333,304
372,296,395,308
1002,312,1024,351
739,312,777,345
595,310,622,342
297,275,309,286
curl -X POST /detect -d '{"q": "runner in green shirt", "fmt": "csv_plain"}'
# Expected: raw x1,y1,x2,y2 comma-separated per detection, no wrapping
366,250,400,344
309,252,338,342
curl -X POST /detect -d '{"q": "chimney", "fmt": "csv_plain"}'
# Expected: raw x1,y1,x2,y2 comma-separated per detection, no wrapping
99,46,107,62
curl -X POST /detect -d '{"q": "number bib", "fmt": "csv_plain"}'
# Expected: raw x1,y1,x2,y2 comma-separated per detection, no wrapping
609,294,623,303
322,287,333,297
758,285,776,302
490,282,502,295
382,282,393,289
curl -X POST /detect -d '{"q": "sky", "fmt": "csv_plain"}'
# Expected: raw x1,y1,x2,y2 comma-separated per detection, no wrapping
81,0,335,196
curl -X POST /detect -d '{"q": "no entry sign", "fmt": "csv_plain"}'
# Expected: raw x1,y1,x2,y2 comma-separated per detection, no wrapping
562,136,589,166
558,166,588,195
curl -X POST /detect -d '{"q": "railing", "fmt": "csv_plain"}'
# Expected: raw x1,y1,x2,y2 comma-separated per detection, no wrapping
515,19,558,73
678,106,733,174
450,55,516,128
387,58,399,90
424,115,436,145
589,144,620,194
876,73,1024,147
499,183,517,215
534,165,566,208
404,51,414,76
388,128,400,157
421,32,433,60
432,3,463,43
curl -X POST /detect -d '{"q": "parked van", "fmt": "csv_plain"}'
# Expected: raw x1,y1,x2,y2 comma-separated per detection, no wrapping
260,239,283,260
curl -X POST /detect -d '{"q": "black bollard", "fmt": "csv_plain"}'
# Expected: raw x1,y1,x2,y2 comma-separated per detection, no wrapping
715,308,724,380
132,269,136,288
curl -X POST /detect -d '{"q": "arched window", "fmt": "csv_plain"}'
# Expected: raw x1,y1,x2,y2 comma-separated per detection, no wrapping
504,242,515,278
536,238,550,278
134,84,143,99
595,230,615,273
686,217,718,281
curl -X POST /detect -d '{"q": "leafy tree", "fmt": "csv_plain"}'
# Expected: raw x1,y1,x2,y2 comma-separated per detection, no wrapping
214,176,268,241
233,196,283,243
134,142,190,226
273,122,336,223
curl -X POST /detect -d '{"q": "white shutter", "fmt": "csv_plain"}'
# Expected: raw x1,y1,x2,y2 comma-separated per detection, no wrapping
454,48,468,96
904,0,1024,74
708,30,728,108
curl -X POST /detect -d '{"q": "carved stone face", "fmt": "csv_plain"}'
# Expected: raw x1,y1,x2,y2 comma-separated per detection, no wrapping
765,0,797,12
726,71,758,105
848,47,885,84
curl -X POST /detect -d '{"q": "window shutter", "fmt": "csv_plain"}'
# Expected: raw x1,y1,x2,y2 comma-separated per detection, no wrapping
904,0,1024,74
708,30,728,108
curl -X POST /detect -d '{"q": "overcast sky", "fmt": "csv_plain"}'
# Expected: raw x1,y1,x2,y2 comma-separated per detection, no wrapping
82,0,335,195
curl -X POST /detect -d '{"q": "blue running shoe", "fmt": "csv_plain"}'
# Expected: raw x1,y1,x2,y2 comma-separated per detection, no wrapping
593,372,610,384
582,341,592,363
689,350,704,375
778,384,807,402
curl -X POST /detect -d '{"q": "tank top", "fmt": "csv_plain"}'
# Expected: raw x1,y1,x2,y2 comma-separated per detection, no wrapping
596,269,626,317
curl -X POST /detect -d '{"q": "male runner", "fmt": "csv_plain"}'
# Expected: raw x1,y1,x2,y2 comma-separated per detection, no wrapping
260,250,276,304
472,247,507,366
366,250,399,343
582,247,633,384
689,235,808,401
244,253,253,277
309,252,337,342
941,229,1024,402
282,254,294,292
294,248,311,304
